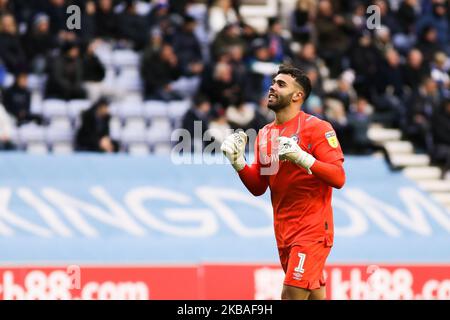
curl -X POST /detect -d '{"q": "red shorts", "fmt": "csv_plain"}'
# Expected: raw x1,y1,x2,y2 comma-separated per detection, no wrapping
278,241,331,290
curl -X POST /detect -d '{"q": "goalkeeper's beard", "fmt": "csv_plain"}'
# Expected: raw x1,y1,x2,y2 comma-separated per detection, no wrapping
267,92,294,112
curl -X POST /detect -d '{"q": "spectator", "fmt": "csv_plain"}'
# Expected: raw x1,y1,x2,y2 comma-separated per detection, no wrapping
226,99,255,131
211,23,246,61
265,17,292,63
0,102,15,150
315,0,351,78
140,42,182,100
249,95,275,131
201,60,241,108
22,13,56,74
430,51,450,95
397,0,419,35
45,41,87,100
75,97,118,153
402,48,430,93
3,72,43,126
117,0,149,50
349,31,379,98
172,15,204,77
0,13,27,72
348,96,375,154
326,72,356,112
406,77,442,147
290,0,316,44
207,0,240,38
245,38,278,104
431,98,450,174
180,93,211,152
416,2,449,51
82,40,106,101
205,106,231,152
94,0,118,39
418,26,444,63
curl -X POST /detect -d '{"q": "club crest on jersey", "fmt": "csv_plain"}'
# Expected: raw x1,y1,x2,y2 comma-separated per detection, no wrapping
325,131,338,148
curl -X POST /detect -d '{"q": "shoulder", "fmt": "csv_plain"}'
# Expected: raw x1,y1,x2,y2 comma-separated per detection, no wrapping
303,115,337,140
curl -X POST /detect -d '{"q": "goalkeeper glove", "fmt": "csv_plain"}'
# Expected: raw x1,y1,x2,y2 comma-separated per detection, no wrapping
277,136,316,174
221,131,248,172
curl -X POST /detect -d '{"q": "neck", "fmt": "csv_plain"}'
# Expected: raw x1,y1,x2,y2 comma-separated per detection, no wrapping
275,104,301,125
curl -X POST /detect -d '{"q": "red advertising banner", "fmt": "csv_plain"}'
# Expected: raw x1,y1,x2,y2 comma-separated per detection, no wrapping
0,264,448,300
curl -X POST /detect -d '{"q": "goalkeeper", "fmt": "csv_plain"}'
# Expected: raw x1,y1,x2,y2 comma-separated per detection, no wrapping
221,65,345,300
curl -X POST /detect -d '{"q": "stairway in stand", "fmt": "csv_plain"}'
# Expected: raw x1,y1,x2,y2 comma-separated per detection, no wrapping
368,124,450,212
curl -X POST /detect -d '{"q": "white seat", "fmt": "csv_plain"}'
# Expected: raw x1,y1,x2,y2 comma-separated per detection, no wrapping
18,123,46,143
112,50,140,68
120,124,146,143
167,100,191,120
67,99,91,119
147,121,171,145
153,142,172,155
109,117,122,140
124,118,146,130
27,74,47,91
115,68,142,92
128,142,150,156
31,91,43,115
144,100,168,118
118,100,144,119
46,121,74,143
52,142,74,154
26,142,48,154
42,99,68,119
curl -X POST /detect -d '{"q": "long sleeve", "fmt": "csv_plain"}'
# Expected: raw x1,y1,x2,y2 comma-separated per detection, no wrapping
310,159,345,189
238,163,269,196
237,136,269,196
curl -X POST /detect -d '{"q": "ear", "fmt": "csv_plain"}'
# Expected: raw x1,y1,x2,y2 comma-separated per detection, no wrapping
292,91,303,102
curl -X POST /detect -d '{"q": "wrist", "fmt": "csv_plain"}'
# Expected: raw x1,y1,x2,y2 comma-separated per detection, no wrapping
231,155,246,172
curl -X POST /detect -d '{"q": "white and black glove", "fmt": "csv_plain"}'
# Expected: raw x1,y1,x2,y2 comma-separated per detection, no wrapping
220,131,248,172
277,136,316,174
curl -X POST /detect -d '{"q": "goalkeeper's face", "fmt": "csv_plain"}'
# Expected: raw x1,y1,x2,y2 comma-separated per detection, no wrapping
267,74,300,112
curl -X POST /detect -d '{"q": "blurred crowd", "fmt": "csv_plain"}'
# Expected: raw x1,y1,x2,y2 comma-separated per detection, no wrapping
0,0,448,165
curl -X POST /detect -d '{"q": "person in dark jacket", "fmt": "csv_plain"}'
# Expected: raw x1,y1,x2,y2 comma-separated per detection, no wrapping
140,43,182,100
180,93,211,152
94,0,118,39
45,41,87,100
3,72,43,125
75,97,119,153
0,13,27,72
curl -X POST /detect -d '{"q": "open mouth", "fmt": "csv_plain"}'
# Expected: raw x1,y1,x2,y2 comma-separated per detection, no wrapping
268,93,277,100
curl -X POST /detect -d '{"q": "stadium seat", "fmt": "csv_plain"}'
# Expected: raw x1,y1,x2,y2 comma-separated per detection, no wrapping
147,119,171,145
46,118,74,143
115,68,142,92
25,142,48,154
67,99,91,120
30,91,43,115
118,100,144,119
112,49,140,68
143,100,168,119
18,123,46,143
121,119,147,143
167,100,190,120
42,99,68,119
109,117,122,141
153,142,172,155
128,142,150,156
52,142,74,154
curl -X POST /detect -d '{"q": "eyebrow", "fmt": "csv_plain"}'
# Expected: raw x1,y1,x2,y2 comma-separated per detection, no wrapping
271,79,288,86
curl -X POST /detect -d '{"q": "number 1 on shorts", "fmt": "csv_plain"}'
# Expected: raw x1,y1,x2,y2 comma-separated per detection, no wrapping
294,253,306,273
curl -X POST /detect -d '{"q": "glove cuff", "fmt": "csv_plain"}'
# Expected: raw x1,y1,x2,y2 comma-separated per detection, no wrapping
231,156,246,172
295,152,316,174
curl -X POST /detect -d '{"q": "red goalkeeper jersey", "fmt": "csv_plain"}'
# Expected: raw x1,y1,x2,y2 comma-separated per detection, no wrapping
239,111,344,248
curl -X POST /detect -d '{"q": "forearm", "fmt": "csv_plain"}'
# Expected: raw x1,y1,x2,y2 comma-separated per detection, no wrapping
238,164,269,196
310,160,346,189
